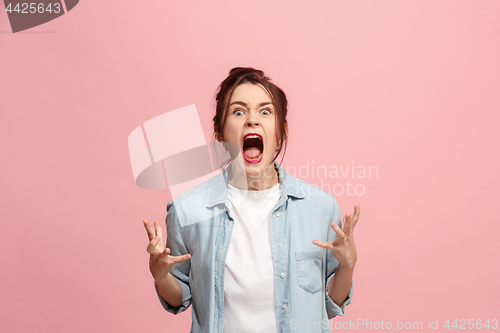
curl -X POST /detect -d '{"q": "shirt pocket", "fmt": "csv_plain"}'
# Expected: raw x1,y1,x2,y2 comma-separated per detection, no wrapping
295,250,323,294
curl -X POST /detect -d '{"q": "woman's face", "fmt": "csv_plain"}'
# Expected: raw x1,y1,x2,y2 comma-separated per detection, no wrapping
222,82,278,178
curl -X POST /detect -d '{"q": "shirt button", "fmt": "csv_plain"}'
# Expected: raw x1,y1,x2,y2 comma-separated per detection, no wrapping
282,304,287,310
278,242,283,247
280,273,285,278
275,212,281,217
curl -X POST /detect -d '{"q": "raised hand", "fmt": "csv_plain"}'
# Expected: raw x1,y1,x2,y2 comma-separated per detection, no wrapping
143,219,191,281
313,204,360,269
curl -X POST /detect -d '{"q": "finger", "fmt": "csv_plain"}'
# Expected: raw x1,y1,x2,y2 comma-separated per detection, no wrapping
331,221,346,240
161,247,171,257
143,220,155,241
169,253,192,264
312,239,332,249
146,236,161,253
351,204,361,225
344,205,360,233
341,214,351,235
154,221,163,242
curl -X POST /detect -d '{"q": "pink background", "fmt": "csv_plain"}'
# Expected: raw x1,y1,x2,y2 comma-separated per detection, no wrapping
1,0,499,332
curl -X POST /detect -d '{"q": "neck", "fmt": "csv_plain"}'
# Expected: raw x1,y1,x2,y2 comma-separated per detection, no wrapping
227,162,280,191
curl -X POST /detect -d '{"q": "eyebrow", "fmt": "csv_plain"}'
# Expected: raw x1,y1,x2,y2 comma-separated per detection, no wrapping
229,101,273,107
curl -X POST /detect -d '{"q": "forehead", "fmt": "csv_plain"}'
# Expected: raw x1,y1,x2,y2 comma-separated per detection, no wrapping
230,82,272,103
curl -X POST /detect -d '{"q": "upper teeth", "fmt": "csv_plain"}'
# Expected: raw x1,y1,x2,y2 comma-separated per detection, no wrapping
246,135,260,139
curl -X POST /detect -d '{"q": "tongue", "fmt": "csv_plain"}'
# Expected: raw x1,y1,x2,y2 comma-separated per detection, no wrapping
244,147,261,159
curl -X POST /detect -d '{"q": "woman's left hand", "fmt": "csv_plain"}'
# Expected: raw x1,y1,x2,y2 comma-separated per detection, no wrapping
313,204,360,269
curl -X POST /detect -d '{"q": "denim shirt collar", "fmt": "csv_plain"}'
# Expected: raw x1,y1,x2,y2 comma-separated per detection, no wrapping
206,161,305,209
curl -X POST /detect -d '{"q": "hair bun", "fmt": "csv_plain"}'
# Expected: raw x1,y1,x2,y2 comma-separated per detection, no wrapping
229,67,264,77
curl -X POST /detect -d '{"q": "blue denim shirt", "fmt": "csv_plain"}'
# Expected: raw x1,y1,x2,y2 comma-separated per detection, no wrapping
154,161,353,333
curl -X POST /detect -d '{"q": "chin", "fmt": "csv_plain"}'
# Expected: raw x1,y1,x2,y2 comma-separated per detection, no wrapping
245,158,274,174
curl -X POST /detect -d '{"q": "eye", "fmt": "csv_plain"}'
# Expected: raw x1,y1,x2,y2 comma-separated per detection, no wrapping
261,108,271,115
234,109,244,116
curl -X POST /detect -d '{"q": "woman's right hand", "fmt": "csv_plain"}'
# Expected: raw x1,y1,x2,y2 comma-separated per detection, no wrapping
143,219,191,281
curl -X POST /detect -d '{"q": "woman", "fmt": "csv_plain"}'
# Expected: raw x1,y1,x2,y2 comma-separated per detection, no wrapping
143,67,360,333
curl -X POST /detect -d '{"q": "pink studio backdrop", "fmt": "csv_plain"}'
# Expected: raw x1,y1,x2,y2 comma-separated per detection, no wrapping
1,1,499,332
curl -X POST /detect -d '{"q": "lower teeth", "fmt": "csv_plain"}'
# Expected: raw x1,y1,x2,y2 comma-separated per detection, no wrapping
248,153,262,160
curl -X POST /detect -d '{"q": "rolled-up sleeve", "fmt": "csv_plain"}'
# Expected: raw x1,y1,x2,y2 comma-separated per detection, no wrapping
325,196,353,318
154,200,192,314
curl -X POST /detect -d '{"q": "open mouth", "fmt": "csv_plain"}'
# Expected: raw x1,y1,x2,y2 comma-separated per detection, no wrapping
242,133,263,163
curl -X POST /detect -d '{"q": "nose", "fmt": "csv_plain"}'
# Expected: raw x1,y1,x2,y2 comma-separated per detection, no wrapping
245,111,260,127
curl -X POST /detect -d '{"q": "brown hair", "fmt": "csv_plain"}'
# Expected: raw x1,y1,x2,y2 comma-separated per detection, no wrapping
212,67,288,166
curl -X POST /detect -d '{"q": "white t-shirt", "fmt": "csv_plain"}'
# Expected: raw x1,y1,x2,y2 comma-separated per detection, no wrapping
223,182,281,333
